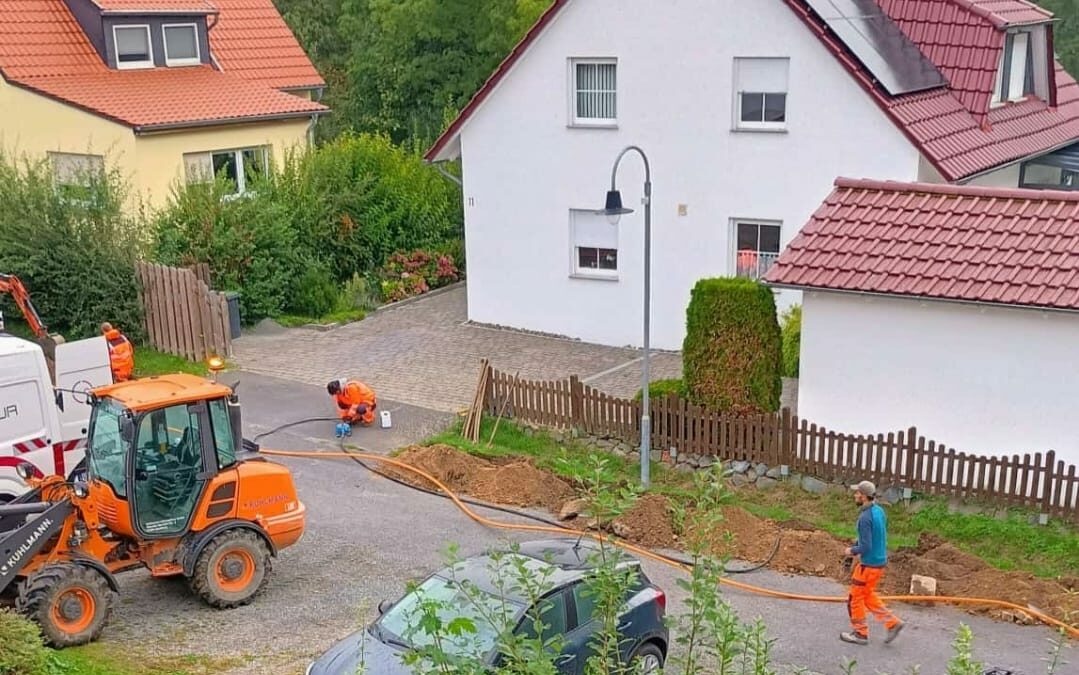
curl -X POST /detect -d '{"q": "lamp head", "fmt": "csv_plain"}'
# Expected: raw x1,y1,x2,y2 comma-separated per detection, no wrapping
598,189,634,225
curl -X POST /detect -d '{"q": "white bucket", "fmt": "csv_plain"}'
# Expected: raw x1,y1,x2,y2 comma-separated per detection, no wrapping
380,410,393,429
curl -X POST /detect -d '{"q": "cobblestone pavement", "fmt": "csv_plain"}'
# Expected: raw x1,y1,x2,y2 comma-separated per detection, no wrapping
233,285,797,412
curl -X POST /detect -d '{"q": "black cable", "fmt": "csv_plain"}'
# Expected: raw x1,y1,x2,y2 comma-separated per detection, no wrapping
252,417,339,443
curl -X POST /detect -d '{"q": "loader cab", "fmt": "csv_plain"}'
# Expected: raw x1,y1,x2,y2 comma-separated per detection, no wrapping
85,375,241,540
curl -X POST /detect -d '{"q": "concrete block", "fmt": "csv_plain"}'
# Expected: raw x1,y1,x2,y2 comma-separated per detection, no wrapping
910,574,937,596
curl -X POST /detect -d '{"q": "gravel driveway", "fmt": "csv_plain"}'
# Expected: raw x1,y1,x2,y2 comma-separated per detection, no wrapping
91,372,1057,675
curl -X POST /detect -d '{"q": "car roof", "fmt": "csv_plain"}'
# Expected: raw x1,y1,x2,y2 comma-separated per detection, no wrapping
436,538,640,603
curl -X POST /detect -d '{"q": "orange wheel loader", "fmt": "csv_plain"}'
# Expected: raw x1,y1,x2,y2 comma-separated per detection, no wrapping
0,374,305,647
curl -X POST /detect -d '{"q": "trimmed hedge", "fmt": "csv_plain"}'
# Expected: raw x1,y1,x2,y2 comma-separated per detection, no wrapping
682,278,782,413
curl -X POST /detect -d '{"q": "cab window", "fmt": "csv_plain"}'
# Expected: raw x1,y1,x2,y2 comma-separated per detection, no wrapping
87,399,127,497
132,403,206,536
208,399,236,469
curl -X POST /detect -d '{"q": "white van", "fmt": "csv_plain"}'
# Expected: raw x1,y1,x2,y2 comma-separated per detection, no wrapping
0,333,113,501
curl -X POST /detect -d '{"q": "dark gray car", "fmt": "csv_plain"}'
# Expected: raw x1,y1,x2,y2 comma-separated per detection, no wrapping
306,538,669,674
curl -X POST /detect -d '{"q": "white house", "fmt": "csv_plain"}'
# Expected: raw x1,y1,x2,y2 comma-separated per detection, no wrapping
765,177,1079,465
425,0,1079,350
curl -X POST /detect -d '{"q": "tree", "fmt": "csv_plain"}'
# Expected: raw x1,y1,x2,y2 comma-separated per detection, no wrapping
1036,1,1079,78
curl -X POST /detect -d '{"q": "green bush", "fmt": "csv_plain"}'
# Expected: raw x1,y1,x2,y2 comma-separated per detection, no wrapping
682,278,782,414
154,176,301,322
288,263,339,317
154,133,463,321
0,609,49,675
0,152,145,341
379,249,460,302
781,304,802,378
633,378,686,402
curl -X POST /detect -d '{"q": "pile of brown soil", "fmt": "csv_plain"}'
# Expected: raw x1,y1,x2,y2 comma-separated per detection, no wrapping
389,445,574,511
611,495,678,549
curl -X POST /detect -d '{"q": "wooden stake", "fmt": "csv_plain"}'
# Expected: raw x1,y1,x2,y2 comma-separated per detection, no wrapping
487,371,519,447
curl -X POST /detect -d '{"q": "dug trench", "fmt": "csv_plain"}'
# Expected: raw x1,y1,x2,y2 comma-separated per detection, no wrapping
387,444,1079,626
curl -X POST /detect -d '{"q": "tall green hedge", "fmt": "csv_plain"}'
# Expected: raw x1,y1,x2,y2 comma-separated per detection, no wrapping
0,153,145,341
682,278,782,413
781,304,802,378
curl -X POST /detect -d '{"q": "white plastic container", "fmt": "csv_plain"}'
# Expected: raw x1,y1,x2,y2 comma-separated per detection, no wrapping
380,410,393,429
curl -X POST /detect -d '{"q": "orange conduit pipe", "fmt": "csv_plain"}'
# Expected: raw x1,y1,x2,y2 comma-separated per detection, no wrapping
261,448,1079,640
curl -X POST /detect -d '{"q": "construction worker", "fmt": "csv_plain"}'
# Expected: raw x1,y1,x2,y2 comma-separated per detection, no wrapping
101,322,134,382
327,378,377,426
841,480,904,646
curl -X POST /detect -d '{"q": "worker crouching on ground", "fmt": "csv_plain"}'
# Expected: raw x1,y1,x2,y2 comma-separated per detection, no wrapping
327,378,377,426
102,322,134,382
841,480,904,646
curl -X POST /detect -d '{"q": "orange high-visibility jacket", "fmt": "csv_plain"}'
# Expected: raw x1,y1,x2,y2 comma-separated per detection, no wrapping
104,329,134,382
334,381,377,425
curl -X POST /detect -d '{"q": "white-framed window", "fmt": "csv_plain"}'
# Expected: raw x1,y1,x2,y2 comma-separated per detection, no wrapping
570,59,617,126
734,57,789,130
570,209,618,278
114,25,153,69
733,220,782,280
48,152,105,202
184,146,269,195
993,31,1034,104
163,24,200,67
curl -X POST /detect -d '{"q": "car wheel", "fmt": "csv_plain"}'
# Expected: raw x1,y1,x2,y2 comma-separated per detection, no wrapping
629,642,664,673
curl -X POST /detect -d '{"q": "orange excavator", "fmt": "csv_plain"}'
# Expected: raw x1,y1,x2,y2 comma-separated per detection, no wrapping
0,273,64,363
0,373,305,646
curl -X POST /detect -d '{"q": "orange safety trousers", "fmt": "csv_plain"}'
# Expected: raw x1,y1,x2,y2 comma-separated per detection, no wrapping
848,563,900,637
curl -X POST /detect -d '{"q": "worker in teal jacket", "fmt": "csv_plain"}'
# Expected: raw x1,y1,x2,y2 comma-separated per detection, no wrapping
841,480,905,646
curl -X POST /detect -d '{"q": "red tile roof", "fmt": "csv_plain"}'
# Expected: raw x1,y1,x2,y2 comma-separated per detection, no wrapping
0,0,325,128
92,0,216,12
425,0,1079,182
764,178,1079,311
208,0,324,90
13,65,325,129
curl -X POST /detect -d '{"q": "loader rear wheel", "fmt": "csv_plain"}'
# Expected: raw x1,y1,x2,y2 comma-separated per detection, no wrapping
16,564,114,647
189,529,271,609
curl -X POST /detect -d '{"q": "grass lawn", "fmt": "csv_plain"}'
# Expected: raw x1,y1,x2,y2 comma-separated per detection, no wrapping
133,346,220,378
428,417,1079,579
49,644,245,675
275,308,366,328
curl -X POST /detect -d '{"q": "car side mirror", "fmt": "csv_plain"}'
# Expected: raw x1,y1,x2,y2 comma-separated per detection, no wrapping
55,390,65,412
377,599,393,615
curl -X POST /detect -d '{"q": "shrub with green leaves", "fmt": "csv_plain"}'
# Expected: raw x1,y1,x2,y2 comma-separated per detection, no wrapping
379,249,460,302
633,378,686,402
288,262,339,317
781,304,802,379
0,152,145,341
0,609,49,675
682,278,782,414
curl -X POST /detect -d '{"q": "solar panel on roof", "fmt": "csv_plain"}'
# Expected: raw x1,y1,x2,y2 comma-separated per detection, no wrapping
805,0,948,96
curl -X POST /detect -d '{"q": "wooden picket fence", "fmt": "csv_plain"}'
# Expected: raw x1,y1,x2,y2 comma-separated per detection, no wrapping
482,365,1079,521
137,262,232,360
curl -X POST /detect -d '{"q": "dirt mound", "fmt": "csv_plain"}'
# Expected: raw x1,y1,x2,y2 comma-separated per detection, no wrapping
612,495,678,549
389,445,573,510
470,461,575,510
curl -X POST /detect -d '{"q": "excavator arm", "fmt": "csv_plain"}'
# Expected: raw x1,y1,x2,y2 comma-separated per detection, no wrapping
0,273,63,364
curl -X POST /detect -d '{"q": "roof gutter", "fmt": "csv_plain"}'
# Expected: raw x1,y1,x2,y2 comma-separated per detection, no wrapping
134,110,327,134
765,283,1079,317
432,160,462,187
100,9,219,16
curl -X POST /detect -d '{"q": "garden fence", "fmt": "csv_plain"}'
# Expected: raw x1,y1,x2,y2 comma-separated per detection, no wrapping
136,262,232,361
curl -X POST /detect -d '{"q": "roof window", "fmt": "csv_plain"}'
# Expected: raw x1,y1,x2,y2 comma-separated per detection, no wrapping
163,24,200,67
993,26,1050,105
114,25,153,70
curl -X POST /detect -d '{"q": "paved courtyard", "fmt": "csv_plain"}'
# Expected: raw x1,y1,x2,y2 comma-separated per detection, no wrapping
233,285,685,412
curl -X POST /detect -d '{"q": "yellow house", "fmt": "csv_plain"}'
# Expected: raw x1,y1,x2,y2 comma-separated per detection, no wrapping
0,0,328,208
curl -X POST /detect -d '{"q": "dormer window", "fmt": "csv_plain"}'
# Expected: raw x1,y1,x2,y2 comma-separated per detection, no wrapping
163,24,200,66
114,25,153,70
993,27,1050,105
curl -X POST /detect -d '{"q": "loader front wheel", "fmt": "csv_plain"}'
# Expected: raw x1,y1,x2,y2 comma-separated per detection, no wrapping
189,529,271,609
16,564,114,647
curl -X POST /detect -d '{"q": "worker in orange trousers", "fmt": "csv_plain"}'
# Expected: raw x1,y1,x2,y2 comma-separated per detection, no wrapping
101,322,134,382
841,480,904,646
327,378,377,426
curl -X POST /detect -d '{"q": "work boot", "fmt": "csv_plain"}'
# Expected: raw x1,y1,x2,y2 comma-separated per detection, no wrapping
840,631,868,645
885,622,905,644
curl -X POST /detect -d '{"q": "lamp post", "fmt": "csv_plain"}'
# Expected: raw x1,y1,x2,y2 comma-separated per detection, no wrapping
598,146,652,488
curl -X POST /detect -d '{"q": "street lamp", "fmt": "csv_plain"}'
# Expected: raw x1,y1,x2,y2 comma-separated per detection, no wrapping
597,146,652,488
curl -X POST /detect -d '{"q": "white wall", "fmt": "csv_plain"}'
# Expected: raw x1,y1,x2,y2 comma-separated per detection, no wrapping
799,291,1079,465
458,0,921,349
